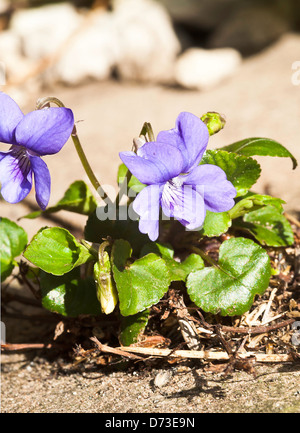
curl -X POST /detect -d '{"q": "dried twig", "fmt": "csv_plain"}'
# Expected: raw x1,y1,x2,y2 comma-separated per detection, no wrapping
90,336,144,361
1,342,57,351
118,346,296,363
219,318,295,334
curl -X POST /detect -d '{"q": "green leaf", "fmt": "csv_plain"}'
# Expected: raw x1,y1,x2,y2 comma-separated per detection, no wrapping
220,137,297,169
84,209,149,256
0,217,28,281
201,150,261,197
40,268,101,317
24,227,93,275
111,239,171,316
186,237,271,316
170,254,205,282
140,242,204,282
229,192,285,219
201,211,232,237
140,242,174,260
119,309,150,346
118,163,146,193
22,181,97,219
233,206,294,247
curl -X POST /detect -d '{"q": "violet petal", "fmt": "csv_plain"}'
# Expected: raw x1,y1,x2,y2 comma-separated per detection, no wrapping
161,181,206,230
15,107,74,156
0,148,32,203
157,112,209,172
120,151,170,185
132,184,163,241
137,141,184,180
29,155,51,210
182,164,237,212
0,93,24,145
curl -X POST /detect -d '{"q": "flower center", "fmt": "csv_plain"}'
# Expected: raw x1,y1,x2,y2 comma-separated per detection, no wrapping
10,145,31,177
162,176,184,211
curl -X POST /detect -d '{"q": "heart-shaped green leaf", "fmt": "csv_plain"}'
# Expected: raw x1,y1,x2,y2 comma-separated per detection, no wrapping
119,309,150,346
40,268,101,317
186,237,271,316
22,180,97,219
220,137,297,169
24,227,94,275
111,239,171,316
201,150,261,197
233,206,294,247
140,242,204,282
201,211,232,237
0,217,28,281
85,209,149,255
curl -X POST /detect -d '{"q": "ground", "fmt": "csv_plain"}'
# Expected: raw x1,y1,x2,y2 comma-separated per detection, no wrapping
1,355,299,413
1,33,300,413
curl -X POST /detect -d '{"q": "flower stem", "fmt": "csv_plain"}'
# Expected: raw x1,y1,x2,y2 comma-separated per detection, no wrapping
71,126,112,205
36,96,112,206
114,121,153,207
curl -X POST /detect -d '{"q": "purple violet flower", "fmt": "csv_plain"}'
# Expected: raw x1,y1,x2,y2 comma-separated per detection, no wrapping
119,112,236,241
0,93,74,209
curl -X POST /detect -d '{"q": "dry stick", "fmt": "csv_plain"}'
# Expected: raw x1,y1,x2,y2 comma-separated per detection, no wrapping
220,318,295,335
196,307,296,335
119,318,297,364
118,346,294,363
1,342,295,363
90,336,144,361
1,343,57,351
284,212,300,228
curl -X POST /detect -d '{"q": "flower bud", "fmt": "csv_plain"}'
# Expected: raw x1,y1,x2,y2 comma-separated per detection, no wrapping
94,242,118,315
200,112,226,136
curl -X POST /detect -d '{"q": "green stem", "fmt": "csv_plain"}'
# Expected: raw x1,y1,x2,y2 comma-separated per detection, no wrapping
36,96,112,206
115,167,133,208
71,127,112,205
114,121,154,207
190,245,220,269
190,244,238,280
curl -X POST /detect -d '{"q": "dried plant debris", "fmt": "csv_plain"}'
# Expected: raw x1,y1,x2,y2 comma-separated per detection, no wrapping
1,223,300,377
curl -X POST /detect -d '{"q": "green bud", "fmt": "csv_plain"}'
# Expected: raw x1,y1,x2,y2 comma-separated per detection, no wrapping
94,241,118,315
201,112,226,136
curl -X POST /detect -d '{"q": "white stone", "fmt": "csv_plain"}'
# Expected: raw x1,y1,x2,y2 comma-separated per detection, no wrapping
112,0,180,84
0,0,9,13
175,47,242,90
0,30,34,85
10,3,83,60
54,10,119,85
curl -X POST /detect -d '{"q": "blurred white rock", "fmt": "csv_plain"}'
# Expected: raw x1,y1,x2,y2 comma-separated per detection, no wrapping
112,0,180,84
0,0,9,13
175,47,242,90
10,3,83,60
54,10,119,85
0,30,34,85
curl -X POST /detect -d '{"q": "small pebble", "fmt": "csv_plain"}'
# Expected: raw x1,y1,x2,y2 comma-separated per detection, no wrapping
153,370,172,388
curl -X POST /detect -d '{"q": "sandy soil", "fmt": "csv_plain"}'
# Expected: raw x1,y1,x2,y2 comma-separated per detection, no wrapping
1,354,299,413
1,33,300,413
